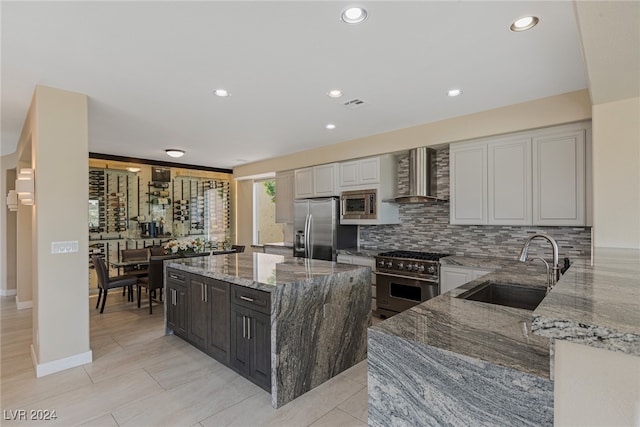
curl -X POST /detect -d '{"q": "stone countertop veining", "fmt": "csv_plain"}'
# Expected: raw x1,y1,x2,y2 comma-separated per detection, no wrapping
371,259,553,378
336,248,385,258
440,255,519,270
532,248,640,356
166,252,369,293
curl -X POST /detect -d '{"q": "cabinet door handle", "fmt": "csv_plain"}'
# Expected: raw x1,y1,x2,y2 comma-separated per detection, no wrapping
242,315,246,338
240,295,254,302
247,317,251,340
201,283,205,302
204,285,208,302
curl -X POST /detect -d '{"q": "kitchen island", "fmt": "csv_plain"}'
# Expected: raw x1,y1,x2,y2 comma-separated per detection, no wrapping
164,252,371,408
368,259,553,426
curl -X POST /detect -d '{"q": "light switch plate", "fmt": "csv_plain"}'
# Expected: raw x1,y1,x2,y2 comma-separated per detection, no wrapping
51,241,79,254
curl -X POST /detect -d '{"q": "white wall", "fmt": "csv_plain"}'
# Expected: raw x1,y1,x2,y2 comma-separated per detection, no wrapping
592,97,640,249
1,152,18,296
554,340,640,426
16,85,91,376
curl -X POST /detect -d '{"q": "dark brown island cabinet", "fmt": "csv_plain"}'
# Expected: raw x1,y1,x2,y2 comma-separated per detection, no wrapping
166,270,188,337
166,267,270,390
229,286,271,390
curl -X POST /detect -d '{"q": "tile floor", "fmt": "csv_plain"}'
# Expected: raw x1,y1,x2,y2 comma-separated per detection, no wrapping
1,293,376,426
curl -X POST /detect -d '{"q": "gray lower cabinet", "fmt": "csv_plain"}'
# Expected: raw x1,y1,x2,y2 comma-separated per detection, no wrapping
166,269,269,388
206,280,230,363
230,285,271,391
166,270,188,338
168,268,230,364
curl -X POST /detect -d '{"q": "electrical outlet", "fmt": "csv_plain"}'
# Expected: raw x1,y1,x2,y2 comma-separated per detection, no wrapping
51,241,79,254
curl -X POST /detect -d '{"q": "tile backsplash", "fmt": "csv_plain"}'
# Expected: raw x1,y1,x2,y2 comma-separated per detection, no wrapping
359,148,592,260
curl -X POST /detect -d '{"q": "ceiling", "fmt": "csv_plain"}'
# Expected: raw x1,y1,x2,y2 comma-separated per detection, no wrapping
1,1,591,169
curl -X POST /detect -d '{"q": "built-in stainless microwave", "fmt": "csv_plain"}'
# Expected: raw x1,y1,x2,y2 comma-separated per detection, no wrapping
341,189,377,220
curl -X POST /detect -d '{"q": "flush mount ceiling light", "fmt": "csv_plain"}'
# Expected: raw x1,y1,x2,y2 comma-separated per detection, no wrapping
325,123,337,130
213,89,230,97
447,88,463,97
327,89,343,98
126,167,141,173
165,149,185,158
341,7,368,24
510,16,539,32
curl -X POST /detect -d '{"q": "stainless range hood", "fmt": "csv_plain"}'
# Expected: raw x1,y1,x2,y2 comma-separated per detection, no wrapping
392,147,445,203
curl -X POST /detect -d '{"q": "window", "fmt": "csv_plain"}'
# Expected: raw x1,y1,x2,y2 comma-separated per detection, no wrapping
253,179,284,245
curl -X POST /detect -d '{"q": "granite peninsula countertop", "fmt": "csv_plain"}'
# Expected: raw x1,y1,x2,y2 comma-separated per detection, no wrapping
371,247,640,381
371,258,553,378
532,248,640,356
166,252,369,293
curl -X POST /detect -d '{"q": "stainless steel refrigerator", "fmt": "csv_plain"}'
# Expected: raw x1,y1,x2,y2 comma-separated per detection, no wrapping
293,197,357,261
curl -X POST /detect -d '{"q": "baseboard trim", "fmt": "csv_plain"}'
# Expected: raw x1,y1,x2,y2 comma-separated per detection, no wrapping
1,289,17,297
16,298,32,309
31,345,93,378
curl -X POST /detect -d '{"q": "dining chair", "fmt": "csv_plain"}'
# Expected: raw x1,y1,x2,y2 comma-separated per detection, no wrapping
120,248,150,301
136,255,169,314
92,255,139,314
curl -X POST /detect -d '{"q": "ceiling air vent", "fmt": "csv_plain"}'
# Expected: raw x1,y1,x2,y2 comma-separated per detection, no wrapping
342,99,366,109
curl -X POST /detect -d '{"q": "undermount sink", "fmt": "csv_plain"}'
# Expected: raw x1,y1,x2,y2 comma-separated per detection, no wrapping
456,281,547,311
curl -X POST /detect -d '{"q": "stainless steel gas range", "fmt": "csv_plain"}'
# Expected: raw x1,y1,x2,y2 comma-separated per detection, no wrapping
375,250,449,318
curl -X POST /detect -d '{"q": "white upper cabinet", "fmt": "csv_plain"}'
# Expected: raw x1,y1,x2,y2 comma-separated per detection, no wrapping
450,143,487,225
294,168,314,199
275,170,294,223
313,163,338,197
449,122,590,226
339,157,380,188
533,128,586,226
487,137,531,225
294,163,338,199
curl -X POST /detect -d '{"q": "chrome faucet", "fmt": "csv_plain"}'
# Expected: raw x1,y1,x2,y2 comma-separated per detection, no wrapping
518,233,560,288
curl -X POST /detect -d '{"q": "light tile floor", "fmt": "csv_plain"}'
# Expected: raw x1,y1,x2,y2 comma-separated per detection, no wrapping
1,294,377,426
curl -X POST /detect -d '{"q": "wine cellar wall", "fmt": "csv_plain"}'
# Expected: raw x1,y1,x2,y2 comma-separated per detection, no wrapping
88,163,232,290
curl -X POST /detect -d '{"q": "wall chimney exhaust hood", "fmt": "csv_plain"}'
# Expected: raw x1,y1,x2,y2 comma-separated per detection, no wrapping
391,147,446,203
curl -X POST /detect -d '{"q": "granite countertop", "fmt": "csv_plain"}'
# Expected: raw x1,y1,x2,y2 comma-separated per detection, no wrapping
261,241,294,248
532,248,640,356
337,248,384,258
371,259,553,379
166,252,369,293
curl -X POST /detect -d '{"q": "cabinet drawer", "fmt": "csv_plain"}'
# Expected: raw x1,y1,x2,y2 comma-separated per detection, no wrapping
231,286,271,315
167,268,187,284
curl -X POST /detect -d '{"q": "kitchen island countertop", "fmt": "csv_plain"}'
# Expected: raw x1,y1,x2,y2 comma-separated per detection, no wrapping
166,252,371,409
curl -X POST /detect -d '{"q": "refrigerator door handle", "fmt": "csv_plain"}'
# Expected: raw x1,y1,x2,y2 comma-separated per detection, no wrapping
304,213,311,258
308,213,313,260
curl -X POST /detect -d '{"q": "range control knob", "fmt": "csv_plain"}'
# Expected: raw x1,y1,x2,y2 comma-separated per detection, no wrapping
386,261,393,268
427,266,436,274
406,264,413,271
416,264,425,273
378,260,385,268
397,262,404,270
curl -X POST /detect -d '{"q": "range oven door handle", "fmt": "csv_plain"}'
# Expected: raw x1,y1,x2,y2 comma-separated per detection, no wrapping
375,271,439,285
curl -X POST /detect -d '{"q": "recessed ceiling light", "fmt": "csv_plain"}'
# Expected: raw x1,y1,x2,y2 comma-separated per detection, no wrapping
327,89,344,98
510,16,539,32
165,149,185,158
341,7,368,24
213,89,230,97
447,89,463,97
126,167,141,173
325,123,337,130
